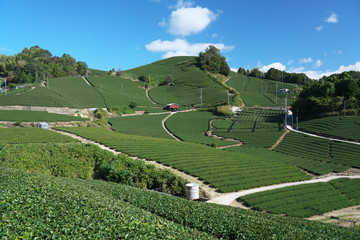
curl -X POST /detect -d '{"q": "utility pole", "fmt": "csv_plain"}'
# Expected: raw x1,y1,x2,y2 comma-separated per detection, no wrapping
200,88,203,108
275,83,278,105
47,75,49,90
227,90,230,105
4,79,7,95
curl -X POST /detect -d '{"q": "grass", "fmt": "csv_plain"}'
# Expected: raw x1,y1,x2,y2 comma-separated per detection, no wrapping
238,179,360,218
165,111,236,146
0,110,87,122
299,115,360,141
0,128,78,144
1,167,359,239
109,114,174,139
55,127,311,192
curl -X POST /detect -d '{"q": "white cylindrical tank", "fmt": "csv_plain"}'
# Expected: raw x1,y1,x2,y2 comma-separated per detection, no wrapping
186,183,199,200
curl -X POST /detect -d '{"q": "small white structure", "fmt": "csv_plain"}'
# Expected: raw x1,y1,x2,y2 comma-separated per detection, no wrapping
37,122,50,129
231,106,242,113
186,183,200,200
279,88,289,93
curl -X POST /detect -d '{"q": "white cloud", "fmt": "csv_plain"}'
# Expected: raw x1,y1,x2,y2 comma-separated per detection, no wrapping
171,0,194,9
211,33,218,38
289,61,360,79
314,59,323,68
167,6,217,36
145,39,234,58
333,50,343,55
259,62,286,72
316,25,323,31
299,57,313,64
325,12,339,23
289,67,305,72
287,59,294,65
230,67,238,72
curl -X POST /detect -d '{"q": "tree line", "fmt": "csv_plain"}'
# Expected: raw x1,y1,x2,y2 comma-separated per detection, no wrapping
237,67,311,85
0,46,88,85
292,71,360,117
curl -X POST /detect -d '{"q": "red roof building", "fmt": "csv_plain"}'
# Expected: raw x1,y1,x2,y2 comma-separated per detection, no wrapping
163,103,179,111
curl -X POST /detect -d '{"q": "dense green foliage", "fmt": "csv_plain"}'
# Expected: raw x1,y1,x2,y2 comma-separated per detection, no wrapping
2,168,359,239
196,45,230,76
165,111,235,146
0,46,88,84
0,168,209,239
265,67,310,85
0,110,87,122
238,179,360,218
109,114,173,139
275,132,359,170
0,128,77,144
126,56,228,106
0,143,186,195
56,127,310,192
292,71,360,116
298,115,360,141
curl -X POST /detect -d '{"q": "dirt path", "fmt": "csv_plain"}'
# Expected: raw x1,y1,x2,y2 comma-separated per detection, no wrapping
146,88,158,105
161,112,182,141
207,175,360,205
269,129,289,150
81,76,93,86
51,129,220,198
307,205,360,227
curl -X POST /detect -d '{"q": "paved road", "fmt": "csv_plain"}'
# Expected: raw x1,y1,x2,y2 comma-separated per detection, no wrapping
208,175,360,205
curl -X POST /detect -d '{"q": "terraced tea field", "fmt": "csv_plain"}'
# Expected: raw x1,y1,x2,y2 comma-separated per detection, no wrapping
56,127,311,192
0,110,87,122
299,115,360,141
87,76,152,107
275,132,360,169
0,128,78,144
211,110,285,148
109,114,173,139
238,178,360,218
165,111,235,146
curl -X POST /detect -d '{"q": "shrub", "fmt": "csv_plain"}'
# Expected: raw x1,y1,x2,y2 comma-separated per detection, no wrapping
215,105,234,116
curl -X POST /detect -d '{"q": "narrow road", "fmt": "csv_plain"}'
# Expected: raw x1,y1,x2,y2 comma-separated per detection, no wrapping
208,175,360,205
146,88,158,105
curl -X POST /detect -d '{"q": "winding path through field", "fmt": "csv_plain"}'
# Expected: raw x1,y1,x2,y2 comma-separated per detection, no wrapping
207,175,360,206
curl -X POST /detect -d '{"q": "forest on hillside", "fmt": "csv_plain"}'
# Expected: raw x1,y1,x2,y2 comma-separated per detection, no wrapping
0,46,88,86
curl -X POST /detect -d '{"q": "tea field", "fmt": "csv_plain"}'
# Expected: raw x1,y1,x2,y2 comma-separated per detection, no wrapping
55,127,311,192
109,114,174,139
238,178,360,218
0,128,77,144
0,110,87,122
1,167,359,239
275,132,360,169
299,115,360,141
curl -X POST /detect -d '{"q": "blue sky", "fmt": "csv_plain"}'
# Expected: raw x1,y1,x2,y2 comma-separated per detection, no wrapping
0,0,359,79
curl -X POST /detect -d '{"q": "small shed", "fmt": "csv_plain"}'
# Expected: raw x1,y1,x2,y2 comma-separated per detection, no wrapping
279,88,289,94
163,103,179,111
37,122,50,129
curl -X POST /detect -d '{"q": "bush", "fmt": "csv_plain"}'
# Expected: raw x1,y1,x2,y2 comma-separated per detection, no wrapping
215,105,234,116
109,105,136,115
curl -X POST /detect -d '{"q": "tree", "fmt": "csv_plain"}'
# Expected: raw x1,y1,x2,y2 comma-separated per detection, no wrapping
249,68,264,78
76,61,88,76
237,67,247,75
197,45,230,76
